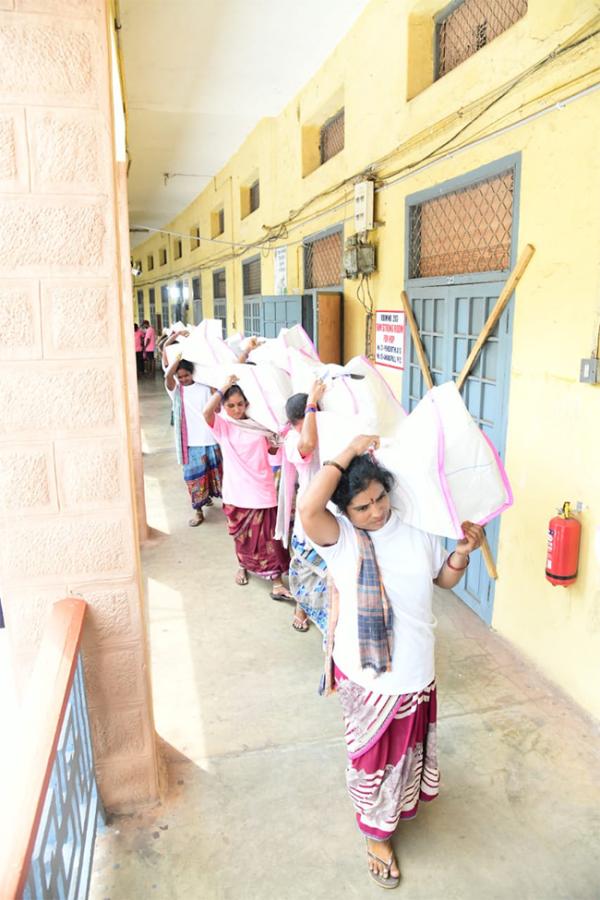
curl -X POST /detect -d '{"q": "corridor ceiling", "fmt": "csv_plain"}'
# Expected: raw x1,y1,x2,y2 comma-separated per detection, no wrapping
119,0,371,246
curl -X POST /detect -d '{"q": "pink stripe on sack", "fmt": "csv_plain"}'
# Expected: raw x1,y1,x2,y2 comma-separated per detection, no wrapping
477,430,514,525
429,393,463,539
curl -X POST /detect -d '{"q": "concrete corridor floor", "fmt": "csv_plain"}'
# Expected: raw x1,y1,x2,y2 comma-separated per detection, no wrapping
91,379,600,900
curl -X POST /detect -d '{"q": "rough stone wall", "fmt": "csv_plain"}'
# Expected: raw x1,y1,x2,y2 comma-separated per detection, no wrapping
0,1,159,811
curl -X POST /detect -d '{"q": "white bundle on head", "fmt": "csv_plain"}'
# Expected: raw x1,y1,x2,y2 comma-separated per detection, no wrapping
248,324,319,372
289,353,406,439
317,381,512,539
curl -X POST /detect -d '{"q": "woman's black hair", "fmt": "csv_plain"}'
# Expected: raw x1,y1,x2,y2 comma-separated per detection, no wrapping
223,384,248,403
177,359,194,374
285,392,309,425
331,454,395,513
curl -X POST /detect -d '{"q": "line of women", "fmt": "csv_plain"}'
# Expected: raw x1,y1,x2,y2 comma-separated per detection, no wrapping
163,346,483,891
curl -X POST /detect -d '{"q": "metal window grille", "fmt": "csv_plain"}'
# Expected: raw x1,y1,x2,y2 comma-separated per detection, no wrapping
214,299,227,333
149,287,156,328
192,276,201,301
147,254,154,271
436,0,528,78
159,247,167,266
243,299,262,337
304,230,343,288
249,180,260,213
213,268,226,299
174,239,182,259
193,298,202,325
320,109,345,164
408,169,514,279
242,257,261,296
136,289,144,324
160,285,169,326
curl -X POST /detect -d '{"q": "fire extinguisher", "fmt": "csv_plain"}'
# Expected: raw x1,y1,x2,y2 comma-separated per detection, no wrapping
545,501,581,587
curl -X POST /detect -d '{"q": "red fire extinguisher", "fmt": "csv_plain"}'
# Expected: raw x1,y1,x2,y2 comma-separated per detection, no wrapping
545,501,581,587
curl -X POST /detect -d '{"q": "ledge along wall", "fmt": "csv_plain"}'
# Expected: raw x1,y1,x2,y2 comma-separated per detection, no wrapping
0,0,160,811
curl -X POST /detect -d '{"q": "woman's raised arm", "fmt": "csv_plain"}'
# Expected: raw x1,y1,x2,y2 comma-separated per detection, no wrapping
299,434,379,547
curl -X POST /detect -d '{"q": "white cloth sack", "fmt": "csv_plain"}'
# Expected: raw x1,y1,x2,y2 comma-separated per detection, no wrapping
289,353,406,438
317,381,512,539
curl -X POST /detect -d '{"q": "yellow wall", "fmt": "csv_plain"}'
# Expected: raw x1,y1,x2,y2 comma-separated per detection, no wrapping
131,0,600,716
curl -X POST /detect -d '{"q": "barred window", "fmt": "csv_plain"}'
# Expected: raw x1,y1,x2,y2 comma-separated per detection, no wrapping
249,180,260,213
213,268,226,299
174,239,182,260
136,289,144,324
159,247,167,266
147,254,154,271
160,285,169,327
408,169,514,279
304,230,343,288
436,0,528,79
190,225,200,250
242,256,261,296
149,287,156,328
192,277,202,325
244,299,262,337
320,109,345,164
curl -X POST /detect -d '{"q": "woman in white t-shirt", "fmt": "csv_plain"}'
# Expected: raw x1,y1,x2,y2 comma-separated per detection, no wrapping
299,434,483,890
165,355,223,526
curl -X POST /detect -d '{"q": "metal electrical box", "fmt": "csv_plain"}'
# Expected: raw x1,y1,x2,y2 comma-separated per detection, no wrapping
354,180,374,232
579,357,600,383
343,240,376,279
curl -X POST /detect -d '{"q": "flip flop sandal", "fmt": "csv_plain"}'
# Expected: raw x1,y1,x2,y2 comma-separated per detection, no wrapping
366,843,400,890
204,498,214,507
235,569,249,586
270,590,294,603
188,510,204,527
292,614,309,632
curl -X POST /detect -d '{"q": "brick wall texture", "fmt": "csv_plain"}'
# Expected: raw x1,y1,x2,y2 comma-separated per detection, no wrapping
0,1,159,811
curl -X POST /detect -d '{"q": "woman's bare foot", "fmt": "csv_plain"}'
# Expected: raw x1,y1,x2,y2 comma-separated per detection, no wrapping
292,605,309,632
366,838,400,885
235,567,248,586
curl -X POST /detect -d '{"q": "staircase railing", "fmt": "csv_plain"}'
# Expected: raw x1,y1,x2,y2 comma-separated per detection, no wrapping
0,598,104,900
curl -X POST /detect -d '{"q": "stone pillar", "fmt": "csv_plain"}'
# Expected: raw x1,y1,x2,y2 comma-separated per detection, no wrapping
0,1,160,811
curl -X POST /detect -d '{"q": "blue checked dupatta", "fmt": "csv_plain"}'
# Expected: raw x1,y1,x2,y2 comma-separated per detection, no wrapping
320,527,394,696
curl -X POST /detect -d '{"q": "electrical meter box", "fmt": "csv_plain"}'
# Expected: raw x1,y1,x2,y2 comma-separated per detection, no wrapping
354,180,374,232
579,357,600,383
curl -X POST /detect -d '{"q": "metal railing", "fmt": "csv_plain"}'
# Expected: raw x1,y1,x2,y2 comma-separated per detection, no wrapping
0,598,103,900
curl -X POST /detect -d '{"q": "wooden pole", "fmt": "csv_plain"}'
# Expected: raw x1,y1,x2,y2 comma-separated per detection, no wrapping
456,243,535,391
401,290,497,579
400,291,434,390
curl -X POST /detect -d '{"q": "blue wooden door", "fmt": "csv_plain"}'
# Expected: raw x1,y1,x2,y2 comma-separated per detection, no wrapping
261,295,302,338
402,281,513,623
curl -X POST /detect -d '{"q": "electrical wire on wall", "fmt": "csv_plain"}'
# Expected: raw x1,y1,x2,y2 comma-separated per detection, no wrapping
131,18,600,286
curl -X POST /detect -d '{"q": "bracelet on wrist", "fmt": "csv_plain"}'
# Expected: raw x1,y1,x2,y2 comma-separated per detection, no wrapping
446,550,470,572
322,459,346,475
305,404,317,414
